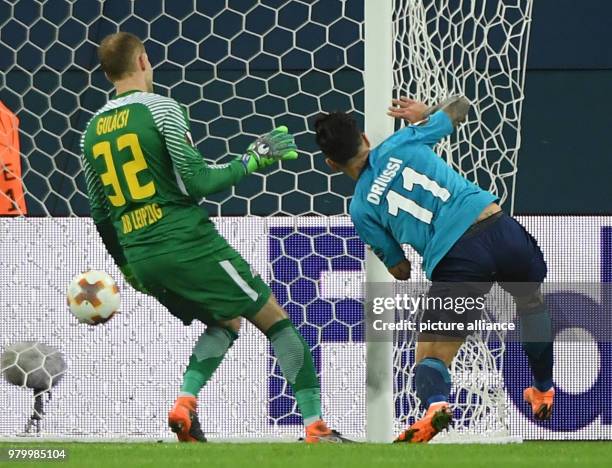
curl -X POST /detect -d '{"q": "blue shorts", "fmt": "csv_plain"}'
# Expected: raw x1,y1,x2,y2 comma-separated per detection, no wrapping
423,212,547,338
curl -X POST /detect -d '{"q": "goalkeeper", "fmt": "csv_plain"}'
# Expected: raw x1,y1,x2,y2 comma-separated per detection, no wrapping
80,32,347,443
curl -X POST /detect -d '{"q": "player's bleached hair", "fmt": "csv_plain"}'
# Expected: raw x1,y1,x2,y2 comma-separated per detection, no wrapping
97,32,145,82
313,112,362,165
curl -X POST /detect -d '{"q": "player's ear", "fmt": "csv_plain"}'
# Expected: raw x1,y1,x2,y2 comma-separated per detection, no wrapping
362,133,370,149
137,53,147,71
325,158,341,173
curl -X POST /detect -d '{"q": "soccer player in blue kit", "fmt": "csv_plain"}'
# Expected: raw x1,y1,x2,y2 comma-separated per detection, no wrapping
313,96,554,442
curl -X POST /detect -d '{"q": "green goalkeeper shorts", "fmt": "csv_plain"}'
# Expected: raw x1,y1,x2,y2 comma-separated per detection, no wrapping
129,242,271,326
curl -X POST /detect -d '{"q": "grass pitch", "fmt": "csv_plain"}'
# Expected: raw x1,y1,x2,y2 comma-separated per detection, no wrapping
0,441,610,468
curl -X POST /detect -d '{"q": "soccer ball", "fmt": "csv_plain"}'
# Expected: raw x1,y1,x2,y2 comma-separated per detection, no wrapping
67,270,120,325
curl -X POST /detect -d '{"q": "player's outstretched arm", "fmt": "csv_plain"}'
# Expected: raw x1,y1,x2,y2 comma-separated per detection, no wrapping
424,95,470,128
388,95,470,128
164,101,297,199
387,97,429,124
169,127,297,198
387,95,469,147
163,102,246,199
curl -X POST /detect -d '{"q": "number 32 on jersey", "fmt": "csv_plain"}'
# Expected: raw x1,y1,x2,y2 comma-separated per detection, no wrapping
92,133,155,207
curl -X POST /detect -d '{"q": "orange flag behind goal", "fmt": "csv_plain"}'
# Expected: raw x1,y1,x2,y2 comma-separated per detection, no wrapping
0,100,27,215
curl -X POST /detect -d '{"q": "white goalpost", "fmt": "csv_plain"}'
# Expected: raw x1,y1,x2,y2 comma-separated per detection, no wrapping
0,0,533,442
363,0,395,444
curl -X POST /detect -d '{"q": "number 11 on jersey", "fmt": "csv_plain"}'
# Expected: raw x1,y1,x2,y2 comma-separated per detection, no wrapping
386,167,451,224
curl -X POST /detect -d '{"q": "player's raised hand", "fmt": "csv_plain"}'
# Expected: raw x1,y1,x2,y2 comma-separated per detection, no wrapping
387,96,429,124
240,126,298,174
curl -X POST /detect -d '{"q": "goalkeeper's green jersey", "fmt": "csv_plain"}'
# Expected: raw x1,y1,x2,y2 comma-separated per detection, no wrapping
80,90,246,262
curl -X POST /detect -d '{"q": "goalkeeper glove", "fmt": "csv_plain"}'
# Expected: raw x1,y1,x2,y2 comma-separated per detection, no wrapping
239,126,298,174
119,264,150,295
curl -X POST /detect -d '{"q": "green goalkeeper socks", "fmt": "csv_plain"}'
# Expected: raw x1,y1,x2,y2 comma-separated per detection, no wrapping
295,388,322,426
180,327,238,397
266,319,322,425
181,320,322,426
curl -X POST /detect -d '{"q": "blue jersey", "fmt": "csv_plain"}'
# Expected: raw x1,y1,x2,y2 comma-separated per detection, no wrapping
350,111,496,279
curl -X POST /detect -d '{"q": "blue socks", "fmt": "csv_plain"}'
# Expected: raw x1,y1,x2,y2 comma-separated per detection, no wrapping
520,309,554,391
415,308,553,410
415,357,451,409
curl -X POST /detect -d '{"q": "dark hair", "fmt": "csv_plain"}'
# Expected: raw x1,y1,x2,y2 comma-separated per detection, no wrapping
313,112,362,164
98,32,145,81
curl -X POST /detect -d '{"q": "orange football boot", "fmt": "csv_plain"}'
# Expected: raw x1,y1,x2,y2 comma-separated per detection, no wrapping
523,386,554,420
168,395,207,442
304,420,352,443
394,402,452,443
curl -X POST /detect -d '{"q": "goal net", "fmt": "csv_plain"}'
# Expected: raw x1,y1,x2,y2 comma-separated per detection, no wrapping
391,0,533,441
0,0,532,442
